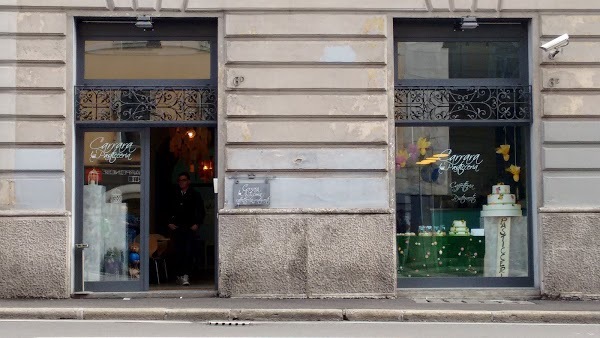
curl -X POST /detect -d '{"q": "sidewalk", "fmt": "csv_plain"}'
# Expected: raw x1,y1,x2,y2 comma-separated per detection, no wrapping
0,296,599,323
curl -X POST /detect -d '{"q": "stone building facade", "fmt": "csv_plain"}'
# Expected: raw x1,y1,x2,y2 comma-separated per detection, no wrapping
0,0,599,298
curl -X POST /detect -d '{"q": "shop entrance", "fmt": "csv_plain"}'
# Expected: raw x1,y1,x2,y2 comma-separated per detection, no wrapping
75,126,216,292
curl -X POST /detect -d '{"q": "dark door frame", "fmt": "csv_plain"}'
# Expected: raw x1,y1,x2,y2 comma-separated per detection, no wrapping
74,18,218,293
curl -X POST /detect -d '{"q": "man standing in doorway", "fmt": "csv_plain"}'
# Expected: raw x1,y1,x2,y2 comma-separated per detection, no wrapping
168,172,205,286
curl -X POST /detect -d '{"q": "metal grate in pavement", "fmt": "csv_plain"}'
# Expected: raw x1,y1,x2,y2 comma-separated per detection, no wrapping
413,298,535,305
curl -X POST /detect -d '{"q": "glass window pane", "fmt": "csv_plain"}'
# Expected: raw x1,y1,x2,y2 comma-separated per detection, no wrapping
395,126,528,278
397,42,521,79
84,41,211,80
82,131,142,282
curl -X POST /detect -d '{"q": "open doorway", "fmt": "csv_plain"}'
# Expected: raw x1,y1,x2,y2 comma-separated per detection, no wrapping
148,127,216,290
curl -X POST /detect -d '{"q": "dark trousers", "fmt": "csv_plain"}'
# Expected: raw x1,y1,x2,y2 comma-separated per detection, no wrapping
172,227,194,277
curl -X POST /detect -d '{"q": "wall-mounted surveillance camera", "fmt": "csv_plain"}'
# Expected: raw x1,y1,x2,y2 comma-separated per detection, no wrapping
540,34,569,51
540,34,569,59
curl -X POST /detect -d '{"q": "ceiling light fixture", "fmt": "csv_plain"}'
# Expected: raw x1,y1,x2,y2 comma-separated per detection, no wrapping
455,17,478,31
135,16,153,31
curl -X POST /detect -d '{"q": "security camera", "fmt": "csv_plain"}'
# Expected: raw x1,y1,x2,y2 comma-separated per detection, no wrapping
540,34,569,51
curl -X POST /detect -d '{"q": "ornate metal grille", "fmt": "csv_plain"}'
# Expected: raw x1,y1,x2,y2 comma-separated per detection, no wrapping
394,86,531,122
75,86,217,122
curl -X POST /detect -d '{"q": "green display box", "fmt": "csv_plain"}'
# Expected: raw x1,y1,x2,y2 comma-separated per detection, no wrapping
397,235,485,277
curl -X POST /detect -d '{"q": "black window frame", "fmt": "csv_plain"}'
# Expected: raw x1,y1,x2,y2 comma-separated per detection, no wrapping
393,18,534,288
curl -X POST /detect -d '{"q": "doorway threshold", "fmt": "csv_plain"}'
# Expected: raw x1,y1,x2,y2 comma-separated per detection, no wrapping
73,289,217,299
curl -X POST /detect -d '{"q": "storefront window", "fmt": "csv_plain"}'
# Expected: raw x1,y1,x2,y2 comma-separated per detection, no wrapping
395,126,528,278
397,41,522,79
84,40,211,80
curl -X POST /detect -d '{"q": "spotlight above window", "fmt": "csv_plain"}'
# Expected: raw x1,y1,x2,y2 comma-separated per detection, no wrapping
135,16,153,31
455,17,478,31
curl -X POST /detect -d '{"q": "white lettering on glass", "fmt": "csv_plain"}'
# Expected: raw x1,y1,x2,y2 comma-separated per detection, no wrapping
89,137,136,164
437,149,483,175
450,180,477,204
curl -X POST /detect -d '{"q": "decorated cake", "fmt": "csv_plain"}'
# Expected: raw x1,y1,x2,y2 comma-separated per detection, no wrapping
481,183,522,217
449,220,470,236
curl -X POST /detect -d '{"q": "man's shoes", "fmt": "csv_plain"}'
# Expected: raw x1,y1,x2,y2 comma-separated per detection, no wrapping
181,274,190,286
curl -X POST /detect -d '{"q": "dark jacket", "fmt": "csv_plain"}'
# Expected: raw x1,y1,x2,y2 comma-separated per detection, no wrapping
169,188,205,228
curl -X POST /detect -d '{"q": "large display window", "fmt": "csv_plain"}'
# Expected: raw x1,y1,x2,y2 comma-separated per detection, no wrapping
395,126,528,278
394,19,532,287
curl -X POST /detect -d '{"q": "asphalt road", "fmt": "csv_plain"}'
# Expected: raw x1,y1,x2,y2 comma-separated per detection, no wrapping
2,320,600,338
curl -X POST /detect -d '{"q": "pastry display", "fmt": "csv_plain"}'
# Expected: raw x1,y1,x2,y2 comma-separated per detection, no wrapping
449,220,470,236
481,183,522,217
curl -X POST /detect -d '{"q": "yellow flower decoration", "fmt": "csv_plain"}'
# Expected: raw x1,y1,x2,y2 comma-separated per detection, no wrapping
506,165,521,182
496,144,510,162
417,137,431,156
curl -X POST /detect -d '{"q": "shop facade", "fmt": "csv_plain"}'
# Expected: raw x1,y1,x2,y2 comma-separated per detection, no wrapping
1,0,599,298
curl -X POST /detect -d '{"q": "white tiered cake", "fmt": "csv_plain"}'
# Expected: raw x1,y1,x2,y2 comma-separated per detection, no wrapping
481,183,522,217
449,220,469,236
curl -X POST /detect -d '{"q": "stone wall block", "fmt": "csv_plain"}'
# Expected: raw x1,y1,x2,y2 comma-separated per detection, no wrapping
453,0,473,11
223,177,389,209
476,0,498,11
0,12,67,35
218,214,394,297
543,121,600,143
541,213,600,296
9,0,108,9
543,94,600,117
226,120,387,144
113,0,135,10
0,66,65,89
542,15,600,37
542,68,600,90
543,147,600,170
218,215,308,297
306,214,395,296
192,0,424,11
136,0,158,10
226,147,387,171
0,217,70,298
14,38,66,62
429,0,450,11
15,121,65,144
226,67,386,90
225,14,387,37
226,94,388,117
0,92,66,117
226,40,386,64
543,174,600,208
0,148,65,171
0,121,16,143
14,177,66,210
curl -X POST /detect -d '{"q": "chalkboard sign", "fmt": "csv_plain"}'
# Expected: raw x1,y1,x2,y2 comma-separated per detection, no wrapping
233,181,270,207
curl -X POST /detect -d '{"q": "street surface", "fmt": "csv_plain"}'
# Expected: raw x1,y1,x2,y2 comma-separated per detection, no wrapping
1,320,600,338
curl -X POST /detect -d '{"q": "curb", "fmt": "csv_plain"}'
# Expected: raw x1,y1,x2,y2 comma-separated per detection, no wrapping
0,308,599,324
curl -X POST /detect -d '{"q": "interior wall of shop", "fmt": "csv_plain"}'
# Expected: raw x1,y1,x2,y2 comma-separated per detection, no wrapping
1,0,600,298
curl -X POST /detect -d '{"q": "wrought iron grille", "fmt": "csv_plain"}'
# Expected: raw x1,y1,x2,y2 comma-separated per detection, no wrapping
394,86,531,122
75,86,217,122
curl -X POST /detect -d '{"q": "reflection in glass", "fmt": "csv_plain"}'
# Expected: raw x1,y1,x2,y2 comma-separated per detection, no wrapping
395,126,528,278
397,42,521,79
82,131,142,281
84,41,211,80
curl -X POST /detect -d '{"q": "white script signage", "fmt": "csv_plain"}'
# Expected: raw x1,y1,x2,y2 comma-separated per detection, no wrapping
450,180,477,204
89,137,136,164
437,149,483,175
233,182,270,207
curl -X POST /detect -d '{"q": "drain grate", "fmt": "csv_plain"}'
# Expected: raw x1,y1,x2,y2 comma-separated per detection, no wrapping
208,321,253,326
413,298,535,305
